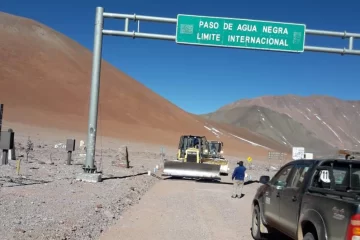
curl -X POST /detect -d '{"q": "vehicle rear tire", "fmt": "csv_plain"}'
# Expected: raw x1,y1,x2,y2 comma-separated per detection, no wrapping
251,205,263,240
303,232,316,240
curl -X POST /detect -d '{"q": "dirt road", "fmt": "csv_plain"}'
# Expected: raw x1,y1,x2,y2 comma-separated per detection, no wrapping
100,170,270,240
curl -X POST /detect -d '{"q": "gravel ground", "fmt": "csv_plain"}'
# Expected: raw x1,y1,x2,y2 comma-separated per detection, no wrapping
0,124,285,240
100,160,280,240
0,133,175,240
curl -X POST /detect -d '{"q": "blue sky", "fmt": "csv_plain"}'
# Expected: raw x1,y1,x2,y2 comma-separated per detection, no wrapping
2,0,360,114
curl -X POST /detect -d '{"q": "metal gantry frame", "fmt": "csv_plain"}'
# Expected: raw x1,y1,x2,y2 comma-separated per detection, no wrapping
83,6,360,173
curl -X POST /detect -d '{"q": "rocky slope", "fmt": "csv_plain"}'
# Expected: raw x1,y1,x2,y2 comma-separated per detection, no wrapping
202,95,360,156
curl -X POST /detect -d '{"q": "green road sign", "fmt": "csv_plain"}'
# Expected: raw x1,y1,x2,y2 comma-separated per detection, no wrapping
176,14,306,53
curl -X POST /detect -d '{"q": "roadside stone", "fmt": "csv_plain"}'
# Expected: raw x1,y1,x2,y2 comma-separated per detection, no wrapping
0,134,161,240
103,210,115,219
14,228,26,233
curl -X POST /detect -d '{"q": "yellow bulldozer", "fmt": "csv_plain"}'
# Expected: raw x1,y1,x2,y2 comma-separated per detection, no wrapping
202,140,230,176
162,135,221,180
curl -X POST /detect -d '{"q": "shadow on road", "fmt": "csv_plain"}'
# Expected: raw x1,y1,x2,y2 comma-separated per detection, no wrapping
251,230,292,240
163,177,260,186
231,193,245,198
102,172,148,181
196,179,259,186
245,180,259,185
0,178,52,188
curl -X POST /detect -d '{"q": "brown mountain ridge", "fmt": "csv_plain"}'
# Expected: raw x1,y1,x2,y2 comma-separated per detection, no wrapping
0,11,287,158
202,95,360,156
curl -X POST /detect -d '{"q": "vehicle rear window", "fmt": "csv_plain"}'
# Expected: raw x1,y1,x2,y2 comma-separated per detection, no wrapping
332,168,360,189
318,161,360,190
333,169,347,184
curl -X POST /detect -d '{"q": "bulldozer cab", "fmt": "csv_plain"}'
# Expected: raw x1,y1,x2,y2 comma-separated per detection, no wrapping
208,141,224,158
177,135,208,160
209,141,222,153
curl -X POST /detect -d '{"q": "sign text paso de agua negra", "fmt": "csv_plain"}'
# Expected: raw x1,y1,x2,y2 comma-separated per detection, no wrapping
176,14,306,53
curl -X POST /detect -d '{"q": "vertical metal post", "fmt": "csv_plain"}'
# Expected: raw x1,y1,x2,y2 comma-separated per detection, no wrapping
67,151,72,165
160,147,164,168
125,146,130,168
8,128,15,160
161,147,164,162
0,104,3,134
125,18,129,32
349,37,354,50
84,6,104,173
2,150,8,165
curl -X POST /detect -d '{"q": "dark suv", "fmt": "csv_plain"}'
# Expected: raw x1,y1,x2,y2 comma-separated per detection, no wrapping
251,159,360,240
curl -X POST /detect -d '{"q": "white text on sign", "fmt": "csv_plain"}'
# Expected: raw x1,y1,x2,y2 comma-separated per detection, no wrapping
196,20,290,47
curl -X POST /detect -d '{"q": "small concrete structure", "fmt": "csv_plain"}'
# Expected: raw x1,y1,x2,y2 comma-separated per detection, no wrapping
0,130,14,165
76,173,102,183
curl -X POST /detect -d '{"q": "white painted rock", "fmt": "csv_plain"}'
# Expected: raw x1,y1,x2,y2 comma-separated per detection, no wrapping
79,140,85,150
54,143,66,149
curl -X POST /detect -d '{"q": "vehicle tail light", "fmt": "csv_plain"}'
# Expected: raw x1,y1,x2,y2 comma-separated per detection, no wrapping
347,214,360,240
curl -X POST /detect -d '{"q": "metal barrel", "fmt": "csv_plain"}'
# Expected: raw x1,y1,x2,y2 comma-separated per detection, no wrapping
163,161,221,180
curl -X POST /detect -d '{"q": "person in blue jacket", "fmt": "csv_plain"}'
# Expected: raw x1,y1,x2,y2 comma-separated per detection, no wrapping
231,161,246,198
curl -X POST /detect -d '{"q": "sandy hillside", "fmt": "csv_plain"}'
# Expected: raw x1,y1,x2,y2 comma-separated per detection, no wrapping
0,11,287,157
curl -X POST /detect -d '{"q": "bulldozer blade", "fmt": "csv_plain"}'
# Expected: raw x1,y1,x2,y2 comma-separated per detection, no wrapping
163,161,221,180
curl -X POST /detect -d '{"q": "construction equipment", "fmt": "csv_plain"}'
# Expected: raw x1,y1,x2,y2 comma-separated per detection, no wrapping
338,149,360,160
163,135,221,180
208,140,224,158
202,140,230,176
